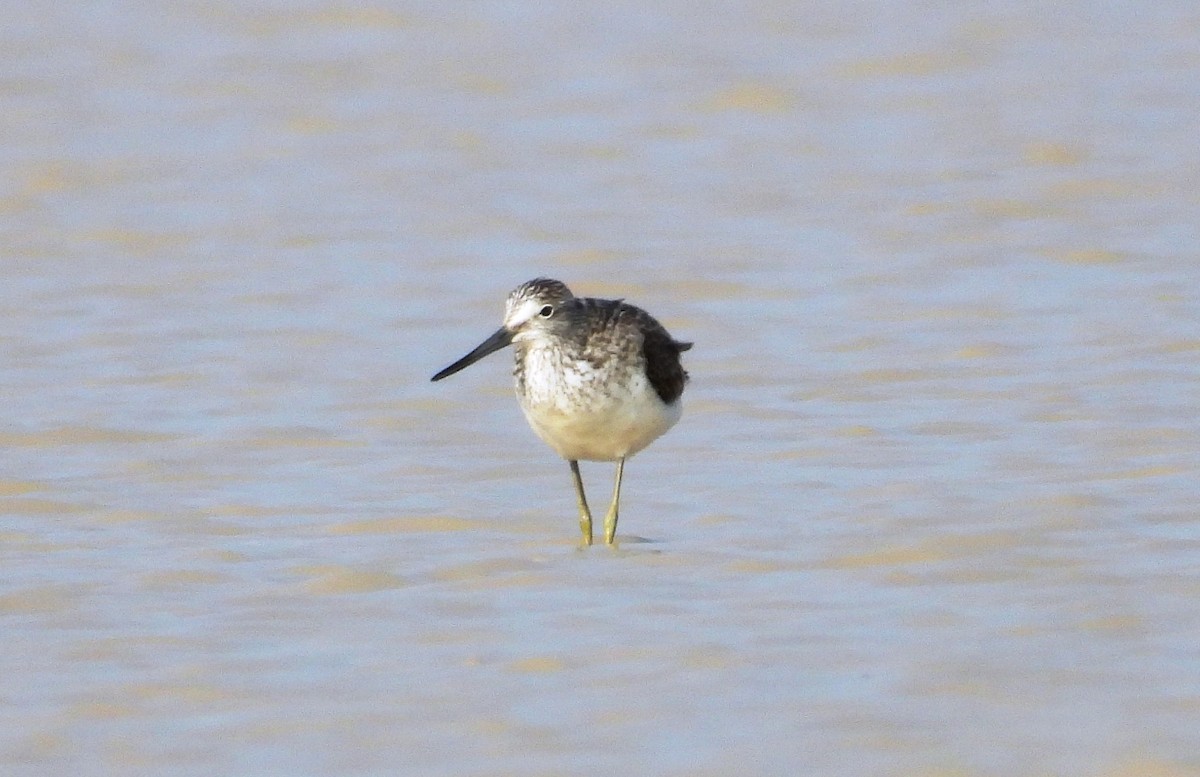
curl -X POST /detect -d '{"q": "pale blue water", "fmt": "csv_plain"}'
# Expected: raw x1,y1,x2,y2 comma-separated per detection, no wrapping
2,2,1199,775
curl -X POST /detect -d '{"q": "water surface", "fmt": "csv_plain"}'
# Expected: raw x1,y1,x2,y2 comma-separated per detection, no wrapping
2,2,1198,775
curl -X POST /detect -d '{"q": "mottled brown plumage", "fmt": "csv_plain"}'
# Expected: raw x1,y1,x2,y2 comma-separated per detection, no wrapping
514,293,690,407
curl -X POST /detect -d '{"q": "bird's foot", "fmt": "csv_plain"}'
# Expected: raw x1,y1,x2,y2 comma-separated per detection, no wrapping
603,510,618,545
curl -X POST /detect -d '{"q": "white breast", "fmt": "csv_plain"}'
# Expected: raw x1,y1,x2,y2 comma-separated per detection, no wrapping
516,348,681,462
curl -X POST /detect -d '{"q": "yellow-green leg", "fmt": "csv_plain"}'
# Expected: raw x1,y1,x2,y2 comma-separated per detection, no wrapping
569,460,593,546
603,457,625,545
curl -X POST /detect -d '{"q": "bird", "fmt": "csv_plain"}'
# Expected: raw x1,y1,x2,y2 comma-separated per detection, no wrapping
431,278,691,546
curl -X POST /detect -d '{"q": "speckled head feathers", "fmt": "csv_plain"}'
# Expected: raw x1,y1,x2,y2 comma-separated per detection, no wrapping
502,278,576,333
510,277,574,304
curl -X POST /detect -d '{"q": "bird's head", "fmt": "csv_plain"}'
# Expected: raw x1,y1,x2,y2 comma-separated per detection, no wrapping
502,278,575,343
430,278,575,382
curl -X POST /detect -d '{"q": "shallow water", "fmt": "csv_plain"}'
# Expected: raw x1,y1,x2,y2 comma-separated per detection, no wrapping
3,2,1199,775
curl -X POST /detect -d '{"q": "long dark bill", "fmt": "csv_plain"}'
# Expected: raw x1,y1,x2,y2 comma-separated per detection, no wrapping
430,327,514,382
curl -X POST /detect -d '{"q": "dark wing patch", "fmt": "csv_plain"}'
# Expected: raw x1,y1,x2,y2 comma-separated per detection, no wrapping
640,314,690,404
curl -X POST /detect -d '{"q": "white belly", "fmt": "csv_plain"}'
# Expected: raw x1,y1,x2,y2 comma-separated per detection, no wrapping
516,353,682,462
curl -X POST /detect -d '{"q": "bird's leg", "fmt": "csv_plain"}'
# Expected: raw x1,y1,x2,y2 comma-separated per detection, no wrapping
569,460,593,546
603,457,625,545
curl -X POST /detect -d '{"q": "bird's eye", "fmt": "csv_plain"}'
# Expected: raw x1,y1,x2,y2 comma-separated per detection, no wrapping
539,305,554,318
